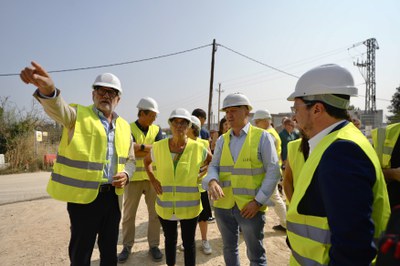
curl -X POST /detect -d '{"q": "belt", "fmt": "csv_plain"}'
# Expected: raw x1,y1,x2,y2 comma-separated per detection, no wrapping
99,184,114,193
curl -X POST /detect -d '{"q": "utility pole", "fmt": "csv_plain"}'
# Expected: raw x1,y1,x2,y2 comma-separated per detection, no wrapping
354,38,379,113
207,39,217,131
216,83,224,124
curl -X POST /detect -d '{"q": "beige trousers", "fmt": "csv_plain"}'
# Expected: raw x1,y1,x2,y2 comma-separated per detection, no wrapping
121,180,160,248
270,186,287,228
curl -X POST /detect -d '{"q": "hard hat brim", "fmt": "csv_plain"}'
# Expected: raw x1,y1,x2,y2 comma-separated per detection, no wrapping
93,82,122,94
287,86,358,101
220,105,253,112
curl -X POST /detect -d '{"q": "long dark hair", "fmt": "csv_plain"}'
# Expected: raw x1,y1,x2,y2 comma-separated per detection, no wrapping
218,117,227,136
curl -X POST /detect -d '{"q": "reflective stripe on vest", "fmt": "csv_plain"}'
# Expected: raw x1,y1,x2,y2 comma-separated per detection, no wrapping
232,188,257,196
220,180,231,187
130,123,159,181
153,138,204,220
287,122,390,265
119,157,128,164
219,165,265,176
51,173,99,189
213,125,266,211
286,220,331,245
56,154,104,171
156,197,201,208
47,104,131,203
162,186,199,193
291,249,325,266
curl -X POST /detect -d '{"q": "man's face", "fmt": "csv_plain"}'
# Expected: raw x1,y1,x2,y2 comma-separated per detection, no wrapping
198,116,206,126
254,119,269,130
224,106,249,129
292,98,313,137
92,86,120,116
140,110,157,127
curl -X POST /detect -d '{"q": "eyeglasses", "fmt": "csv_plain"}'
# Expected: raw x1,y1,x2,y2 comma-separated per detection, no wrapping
290,103,312,114
171,120,189,127
95,87,119,99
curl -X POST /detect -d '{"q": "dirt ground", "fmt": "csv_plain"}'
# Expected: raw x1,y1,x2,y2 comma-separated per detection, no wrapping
0,192,290,266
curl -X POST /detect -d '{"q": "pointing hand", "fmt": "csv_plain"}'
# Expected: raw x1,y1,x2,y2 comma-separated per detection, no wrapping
20,61,55,96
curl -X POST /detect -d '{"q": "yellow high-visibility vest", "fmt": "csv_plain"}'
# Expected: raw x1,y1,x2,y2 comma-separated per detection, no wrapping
130,122,159,181
287,123,390,266
213,125,267,211
196,138,209,193
371,123,400,168
287,139,305,190
153,138,204,220
47,104,131,203
266,127,282,166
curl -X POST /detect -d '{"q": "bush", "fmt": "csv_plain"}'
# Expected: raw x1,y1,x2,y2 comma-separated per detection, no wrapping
0,97,60,174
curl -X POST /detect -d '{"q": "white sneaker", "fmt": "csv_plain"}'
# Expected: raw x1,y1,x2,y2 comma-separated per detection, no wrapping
178,244,184,251
201,240,212,255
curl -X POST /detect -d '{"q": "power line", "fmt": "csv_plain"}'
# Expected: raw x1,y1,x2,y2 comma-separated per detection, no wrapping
218,43,359,90
217,44,299,79
0,43,213,77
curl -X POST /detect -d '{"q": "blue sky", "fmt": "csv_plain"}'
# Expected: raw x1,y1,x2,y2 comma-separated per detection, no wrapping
1,1,399,128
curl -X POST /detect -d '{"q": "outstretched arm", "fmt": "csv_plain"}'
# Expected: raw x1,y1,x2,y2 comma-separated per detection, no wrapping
20,61,76,129
20,61,55,96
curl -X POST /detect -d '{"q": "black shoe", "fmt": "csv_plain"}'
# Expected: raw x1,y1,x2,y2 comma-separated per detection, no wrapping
207,217,215,223
149,247,163,262
272,224,286,232
118,246,131,263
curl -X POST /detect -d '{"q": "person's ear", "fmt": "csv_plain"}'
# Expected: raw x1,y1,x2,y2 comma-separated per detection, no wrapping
313,102,324,115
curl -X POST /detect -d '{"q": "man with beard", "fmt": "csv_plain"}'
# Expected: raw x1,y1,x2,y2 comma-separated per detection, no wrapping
286,64,390,265
20,61,135,266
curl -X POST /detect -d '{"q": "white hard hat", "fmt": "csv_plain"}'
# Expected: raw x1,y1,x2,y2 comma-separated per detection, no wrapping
221,92,253,111
92,73,122,95
287,64,358,109
190,115,201,130
168,108,192,127
137,97,159,113
253,109,272,120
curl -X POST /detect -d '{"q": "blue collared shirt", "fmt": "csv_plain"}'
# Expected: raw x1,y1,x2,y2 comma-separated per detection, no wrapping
92,107,118,183
202,122,281,205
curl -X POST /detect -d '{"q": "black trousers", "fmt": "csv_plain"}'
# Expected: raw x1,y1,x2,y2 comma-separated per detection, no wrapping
67,187,120,266
159,216,198,266
198,191,212,221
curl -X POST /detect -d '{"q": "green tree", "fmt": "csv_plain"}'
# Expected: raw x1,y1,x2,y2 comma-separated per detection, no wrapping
387,85,400,124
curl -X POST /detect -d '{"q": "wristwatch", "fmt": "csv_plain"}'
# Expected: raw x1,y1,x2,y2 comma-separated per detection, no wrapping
140,144,145,151
253,199,263,207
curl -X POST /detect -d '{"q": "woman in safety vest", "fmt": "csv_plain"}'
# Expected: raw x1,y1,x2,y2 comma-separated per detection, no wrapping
144,108,212,266
186,115,213,255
